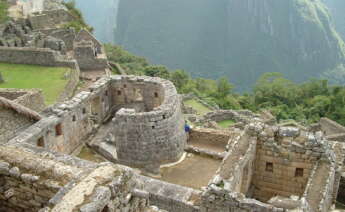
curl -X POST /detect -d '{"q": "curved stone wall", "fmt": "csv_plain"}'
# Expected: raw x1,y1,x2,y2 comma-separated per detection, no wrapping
111,76,187,172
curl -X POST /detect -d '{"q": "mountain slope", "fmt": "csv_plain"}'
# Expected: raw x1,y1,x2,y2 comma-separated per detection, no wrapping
323,0,345,41
116,0,345,91
67,0,118,43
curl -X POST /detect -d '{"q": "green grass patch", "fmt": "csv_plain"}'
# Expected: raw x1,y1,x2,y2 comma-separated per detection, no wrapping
184,99,212,115
0,63,70,105
0,0,9,24
217,120,236,128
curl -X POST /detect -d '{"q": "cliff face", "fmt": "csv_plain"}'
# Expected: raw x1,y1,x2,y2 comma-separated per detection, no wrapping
116,0,345,91
323,0,345,40
69,0,118,43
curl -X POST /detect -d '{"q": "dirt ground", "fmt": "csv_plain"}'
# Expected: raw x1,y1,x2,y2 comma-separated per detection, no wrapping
158,154,221,190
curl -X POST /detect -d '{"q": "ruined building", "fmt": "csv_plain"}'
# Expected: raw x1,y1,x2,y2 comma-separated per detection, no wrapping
0,0,344,211
0,75,344,212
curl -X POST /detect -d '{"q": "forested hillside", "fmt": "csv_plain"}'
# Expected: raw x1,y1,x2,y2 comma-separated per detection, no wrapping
106,44,345,126
116,0,345,91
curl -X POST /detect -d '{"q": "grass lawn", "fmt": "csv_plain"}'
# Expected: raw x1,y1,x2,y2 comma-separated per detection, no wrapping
0,0,9,24
184,99,212,115
217,120,236,128
0,63,70,105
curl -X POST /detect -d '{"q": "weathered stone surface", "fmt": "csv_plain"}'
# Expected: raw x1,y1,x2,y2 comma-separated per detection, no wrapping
43,36,66,54
79,186,111,212
279,127,300,137
0,162,10,174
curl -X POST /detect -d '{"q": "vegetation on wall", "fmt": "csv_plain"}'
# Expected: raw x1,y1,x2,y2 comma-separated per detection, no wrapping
62,0,93,32
106,44,345,126
0,0,9,24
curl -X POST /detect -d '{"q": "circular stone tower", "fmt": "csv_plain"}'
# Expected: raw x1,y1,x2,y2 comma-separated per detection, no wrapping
111,76,187,173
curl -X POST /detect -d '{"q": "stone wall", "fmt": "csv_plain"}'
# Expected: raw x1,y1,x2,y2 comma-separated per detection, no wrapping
0,109,36,144
135,175,200,212
111,76,187,172
188,128,231,151
38,28,76,51
200,122,338,211
0,145,87,212
28,9,74,30
217,131,256,194
319,117,345,136
73,41,109,71
200,186,287,212
326,133,345,142
0,88,45,112
0,144,149,212
7,76,186,174
250,126,325,203
56,61,80,102
75,29,103,54
0,47,77,68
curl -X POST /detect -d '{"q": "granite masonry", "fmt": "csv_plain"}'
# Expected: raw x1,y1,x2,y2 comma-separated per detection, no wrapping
0,88,45,112
5,75,187,173
0,97,41,144
2,80,345,211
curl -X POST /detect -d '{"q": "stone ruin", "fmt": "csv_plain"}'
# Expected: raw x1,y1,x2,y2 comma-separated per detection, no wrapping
0,0,109,75
0,74,344,211
0,88,45,112
0,0,344,211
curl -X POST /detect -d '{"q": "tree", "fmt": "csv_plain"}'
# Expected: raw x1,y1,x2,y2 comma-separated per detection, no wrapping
143,65,170,79
216,77,233,98
170,69,190,92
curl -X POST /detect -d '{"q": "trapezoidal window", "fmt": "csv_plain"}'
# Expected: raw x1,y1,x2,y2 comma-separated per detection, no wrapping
295,168,304,177
55,124,63,136
265,162,273,172
117,90,122,95
37,137,44,147
154,92,159,98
